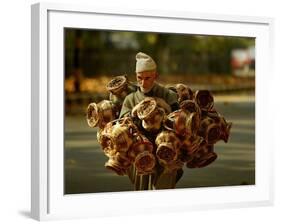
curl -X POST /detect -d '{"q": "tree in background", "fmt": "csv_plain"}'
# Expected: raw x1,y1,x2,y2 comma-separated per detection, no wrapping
65,29,254,78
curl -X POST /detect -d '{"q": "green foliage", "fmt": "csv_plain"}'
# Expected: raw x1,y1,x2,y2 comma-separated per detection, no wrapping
64,29,255,77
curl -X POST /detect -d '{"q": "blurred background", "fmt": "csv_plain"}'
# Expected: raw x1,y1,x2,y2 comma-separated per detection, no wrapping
64,28,255,194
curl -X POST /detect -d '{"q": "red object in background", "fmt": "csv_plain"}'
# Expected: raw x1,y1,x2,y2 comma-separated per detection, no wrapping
231,49,251,69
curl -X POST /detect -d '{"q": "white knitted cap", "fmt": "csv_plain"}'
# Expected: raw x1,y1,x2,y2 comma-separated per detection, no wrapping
135,52,157,73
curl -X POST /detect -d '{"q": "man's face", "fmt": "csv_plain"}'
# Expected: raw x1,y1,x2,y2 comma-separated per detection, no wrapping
136,71,157,93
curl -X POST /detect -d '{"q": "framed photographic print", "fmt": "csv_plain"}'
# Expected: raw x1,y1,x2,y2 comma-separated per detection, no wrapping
31,2,274,221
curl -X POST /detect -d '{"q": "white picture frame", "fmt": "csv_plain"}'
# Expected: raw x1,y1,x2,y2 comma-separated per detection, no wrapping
31,2,274,221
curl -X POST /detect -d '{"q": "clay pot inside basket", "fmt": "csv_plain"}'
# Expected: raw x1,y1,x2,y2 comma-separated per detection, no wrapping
135,97,157,120
175,83,193,103
86,102,100,128
199,116,222,145
133,97,165,132
220,121,232,143
180,100,201,115
106,75,128,96
111,124,133,153
156,143,178,165
164,110,200,137
186,144,217,168
105,152,131,176
86,100,116,129
127,135,154,160
194,90,214,112
134,151,156,175
141,108,165,132
181,135,204,156
208,111,232,143
98,100,116,126
197,151,217,168
155,131,181,151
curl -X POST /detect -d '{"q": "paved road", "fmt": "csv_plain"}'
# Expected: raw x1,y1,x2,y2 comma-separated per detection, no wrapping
65,97,255,194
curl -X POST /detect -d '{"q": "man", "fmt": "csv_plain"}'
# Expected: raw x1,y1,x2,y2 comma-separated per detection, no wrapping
120,52,179,118
119,52,182,190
